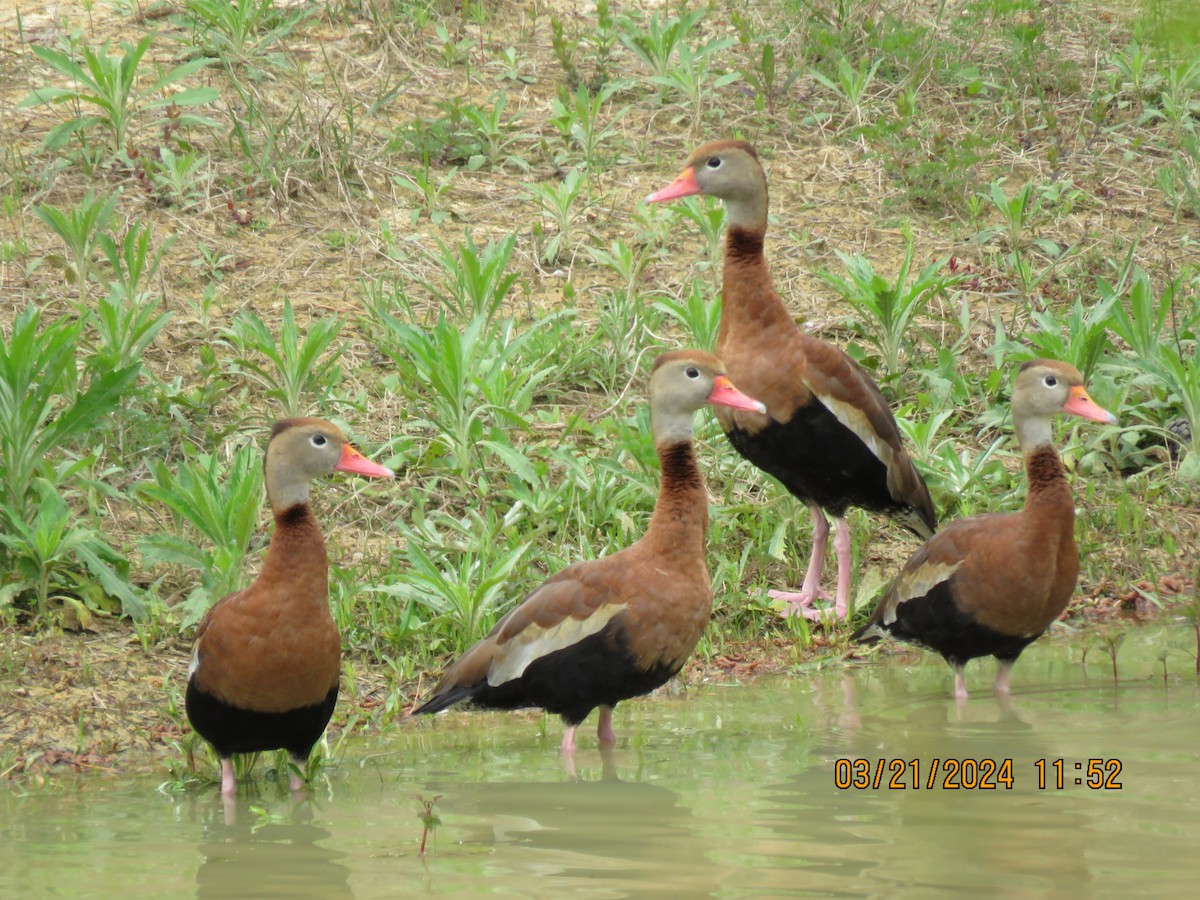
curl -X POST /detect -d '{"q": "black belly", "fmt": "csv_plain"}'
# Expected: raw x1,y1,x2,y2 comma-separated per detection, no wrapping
726,400,903,520
186,681,338,760
882,579,1039,667
470,622,682,726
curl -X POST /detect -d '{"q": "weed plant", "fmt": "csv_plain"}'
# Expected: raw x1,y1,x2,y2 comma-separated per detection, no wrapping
31,191,118,302
0,306,143,622
136,445,264,628
86,282,173,376
819,229,967,375
369,307,555,476
810,55,883,132
96,221,171,313
549,83,628,171
381,508,531,651
19,34,217,162
221,299,344,418
172,0,317,70
527,169,587,266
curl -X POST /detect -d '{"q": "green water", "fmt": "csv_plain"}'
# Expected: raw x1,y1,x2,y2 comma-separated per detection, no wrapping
3,626,1199,897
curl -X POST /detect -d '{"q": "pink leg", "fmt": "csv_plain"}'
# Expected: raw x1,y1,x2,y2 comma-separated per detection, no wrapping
834,517,852,618
994,688,1014,717
769,503,833,616
220,758,237,799
994,662,1013,696
560,724,578,755
801,515,852,622
596,706,617,747
953,667,969,701
289,759,306,793
561,724,579,780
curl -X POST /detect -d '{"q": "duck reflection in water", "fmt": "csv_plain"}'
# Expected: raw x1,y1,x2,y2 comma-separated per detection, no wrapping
424,755,709,893
195,798,352,899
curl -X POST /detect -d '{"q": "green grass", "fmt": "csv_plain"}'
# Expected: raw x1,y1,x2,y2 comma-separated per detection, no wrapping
1,0,1197,741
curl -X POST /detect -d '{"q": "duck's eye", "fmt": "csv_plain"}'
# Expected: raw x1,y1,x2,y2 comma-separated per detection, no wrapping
705,156,721,169
685,366,700,378
310,434,328,447
1043,375,1058,388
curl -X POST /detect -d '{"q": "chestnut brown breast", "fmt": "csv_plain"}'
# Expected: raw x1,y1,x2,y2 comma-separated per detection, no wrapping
191,505,340,713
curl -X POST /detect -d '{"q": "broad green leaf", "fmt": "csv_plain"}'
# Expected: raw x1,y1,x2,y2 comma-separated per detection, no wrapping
145,86,219,109
34,364,140,460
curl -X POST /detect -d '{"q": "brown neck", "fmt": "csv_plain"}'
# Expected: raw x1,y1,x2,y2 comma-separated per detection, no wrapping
643,442,709,558
1023,444,1074,520
718,225,796,347
259,503,330,606
726,225,764,264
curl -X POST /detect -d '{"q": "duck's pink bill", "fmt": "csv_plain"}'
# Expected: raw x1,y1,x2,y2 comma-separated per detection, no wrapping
645,167,701,204
335,444,394,478
1062,386,1116,424
709,376,767,414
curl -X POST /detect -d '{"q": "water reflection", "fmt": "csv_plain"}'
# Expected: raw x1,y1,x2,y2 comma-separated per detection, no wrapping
194,798,352,899
750,667,1200,897
415,747,735,897
756,673,1092,896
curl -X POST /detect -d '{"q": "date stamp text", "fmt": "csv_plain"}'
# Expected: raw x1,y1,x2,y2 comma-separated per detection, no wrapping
833,758,1123,790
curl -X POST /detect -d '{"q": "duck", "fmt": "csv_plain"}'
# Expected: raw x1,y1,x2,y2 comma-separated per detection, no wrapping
853,360,1116,700
646,139,936,622
186,417,393,797
411,350,765,762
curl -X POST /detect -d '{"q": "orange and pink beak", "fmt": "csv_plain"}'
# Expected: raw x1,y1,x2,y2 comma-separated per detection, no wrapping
709,375,767,414
1062,385,1117,424
645,167,702,204
335,444,394,479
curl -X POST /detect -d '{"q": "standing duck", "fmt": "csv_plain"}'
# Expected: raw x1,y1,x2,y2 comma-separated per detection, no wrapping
853,360,1116,700
411,351,765,761
186,418,393,797
646,140,936,621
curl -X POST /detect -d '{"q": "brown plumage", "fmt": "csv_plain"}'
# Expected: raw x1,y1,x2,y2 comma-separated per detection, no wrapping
647,140,936,622
186,418,392,797
411,351,765,761
854,360,1116,700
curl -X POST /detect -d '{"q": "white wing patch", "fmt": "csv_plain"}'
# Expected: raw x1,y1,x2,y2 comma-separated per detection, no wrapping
188,644,201,678
488,603,627,686
818,394,891,464
883,560,963,625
